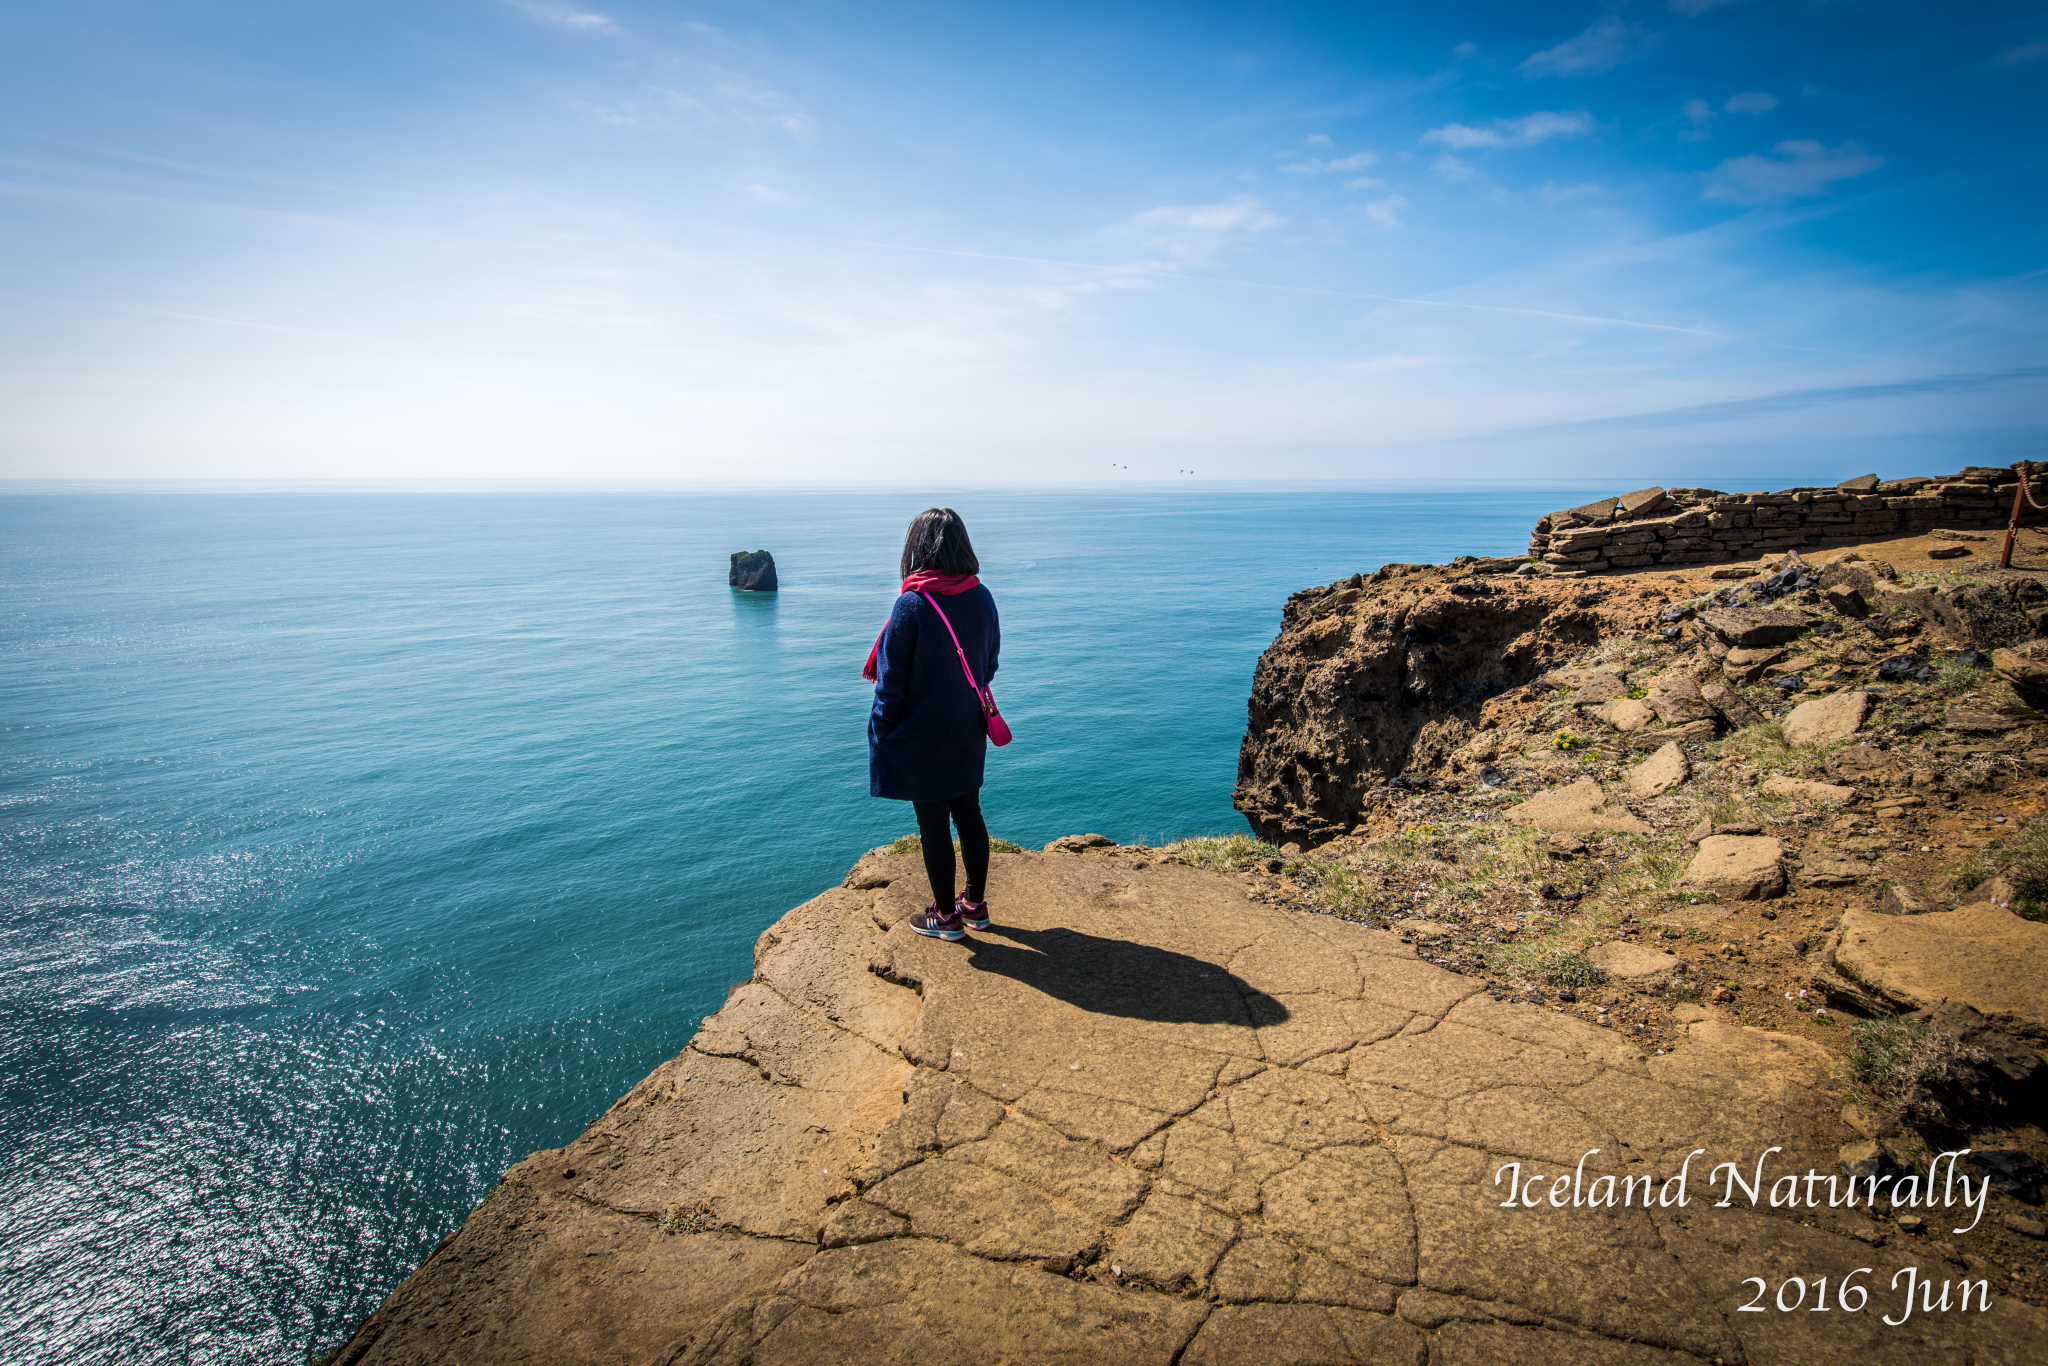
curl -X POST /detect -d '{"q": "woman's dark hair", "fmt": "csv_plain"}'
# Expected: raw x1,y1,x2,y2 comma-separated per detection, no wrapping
900,508,980,578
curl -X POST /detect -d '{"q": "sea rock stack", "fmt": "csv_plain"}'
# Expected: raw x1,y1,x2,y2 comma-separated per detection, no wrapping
729,550,779,592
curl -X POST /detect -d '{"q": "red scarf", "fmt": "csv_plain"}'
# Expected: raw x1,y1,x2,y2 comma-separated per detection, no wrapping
862,573,980,680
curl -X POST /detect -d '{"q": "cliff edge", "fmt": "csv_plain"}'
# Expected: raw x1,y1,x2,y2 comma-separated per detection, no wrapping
331,840,2042,1364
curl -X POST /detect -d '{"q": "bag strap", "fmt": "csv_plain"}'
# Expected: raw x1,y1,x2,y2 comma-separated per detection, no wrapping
921,592,994,714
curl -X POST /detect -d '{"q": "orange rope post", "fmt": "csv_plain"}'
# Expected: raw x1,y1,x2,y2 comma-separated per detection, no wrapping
2002,460,2039,570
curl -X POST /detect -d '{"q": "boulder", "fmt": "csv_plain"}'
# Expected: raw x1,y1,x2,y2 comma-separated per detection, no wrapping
1699,682,1765,730
1567,671,1630,704
1045,833,1116,853
1992,647,2048,708
1837,473,1881,493
1832,903,2048,1041
1627,742,1690,798
1680,836,1786,900
1879,885,1929,916
1503,778,1650,835
1627,719,1716,750
1593,697,1655,732
1760,775,1857,807
1644,673,1716,728
1822,585,1868,619
1780,690,1871,746
1928,544,1971,560
1696,607,1809,648
1587,941,1680,982
1617,486,1671,519
729,549,780,592
1722,646,1786,684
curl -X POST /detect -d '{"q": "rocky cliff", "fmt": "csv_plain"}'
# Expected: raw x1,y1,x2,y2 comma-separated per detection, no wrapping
1237,467,2048,845
328,837,2044,1365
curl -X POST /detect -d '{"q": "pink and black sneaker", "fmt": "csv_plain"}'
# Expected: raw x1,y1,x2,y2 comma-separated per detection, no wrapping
954,892,990,931
909,904,967,941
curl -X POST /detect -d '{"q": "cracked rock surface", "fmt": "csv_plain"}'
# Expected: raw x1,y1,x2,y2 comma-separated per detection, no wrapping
331,847,2044,1364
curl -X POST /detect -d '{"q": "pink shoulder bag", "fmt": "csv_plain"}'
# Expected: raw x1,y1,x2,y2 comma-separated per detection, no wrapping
921,592,1012,747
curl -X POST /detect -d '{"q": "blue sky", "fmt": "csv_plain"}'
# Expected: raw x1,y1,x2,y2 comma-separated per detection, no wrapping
1,1,2042,482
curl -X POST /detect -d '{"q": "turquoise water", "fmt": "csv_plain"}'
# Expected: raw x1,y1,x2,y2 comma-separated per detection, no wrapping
0,483,1739,1361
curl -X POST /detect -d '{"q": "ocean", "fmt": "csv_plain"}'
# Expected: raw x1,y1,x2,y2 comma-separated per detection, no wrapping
0,481,1800,1362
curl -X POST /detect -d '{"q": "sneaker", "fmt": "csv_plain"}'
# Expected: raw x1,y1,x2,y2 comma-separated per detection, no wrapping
909,904,966,941
954,892,990,931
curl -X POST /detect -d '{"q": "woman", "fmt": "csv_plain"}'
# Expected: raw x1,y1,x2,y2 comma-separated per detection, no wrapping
863,508,1000,941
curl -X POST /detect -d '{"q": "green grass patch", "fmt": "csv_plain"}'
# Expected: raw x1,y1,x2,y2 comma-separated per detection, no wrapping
1167,832,1281,873
1953,821,2048,903
1846,1017,1988,1126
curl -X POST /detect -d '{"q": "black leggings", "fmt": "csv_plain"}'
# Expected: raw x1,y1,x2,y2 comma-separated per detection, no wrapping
913,791,989,911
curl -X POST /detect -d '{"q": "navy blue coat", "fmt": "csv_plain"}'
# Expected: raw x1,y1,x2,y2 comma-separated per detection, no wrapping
868,585,1000,801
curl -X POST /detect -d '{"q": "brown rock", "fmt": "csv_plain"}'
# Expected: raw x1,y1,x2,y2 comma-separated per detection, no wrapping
1928,543,1972,559
1832,902,2048,1039
1781,690,1871,746
1627,742,1690,798
1594,697,1656,732
1644,673,1717,728
1837,473,1880,492
1879,885,1929,916
1823,585,1869,618
1627,719,1716,750
1760,775,1857,806
1047,833,1117,852
1992,647,2048,707
1697,607,1809,648
1586,941,1679,982
1503,778,1652,835
1698,682,1765,730
1680,836,1787,900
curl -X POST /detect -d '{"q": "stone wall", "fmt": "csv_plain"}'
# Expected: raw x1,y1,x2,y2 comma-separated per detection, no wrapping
1528,466,2048,576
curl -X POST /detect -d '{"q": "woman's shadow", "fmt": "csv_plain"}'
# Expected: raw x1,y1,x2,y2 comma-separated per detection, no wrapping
959,925,1289,1028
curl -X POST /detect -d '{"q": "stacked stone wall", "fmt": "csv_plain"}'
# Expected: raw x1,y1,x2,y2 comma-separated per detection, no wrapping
1527,466,2048,575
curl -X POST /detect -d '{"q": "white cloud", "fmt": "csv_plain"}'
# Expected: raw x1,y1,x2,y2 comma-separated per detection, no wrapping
1702,140,1882,205
1342,176,1385,190
506,0,619,35
1364,194,1409,228
1518,17,1650,78
1996,42,2048,65
1116,196,1281,259
582,74,811,136
1422,110,1592,150
1434,154,1476,180
1279,150,1379,174
1680,97,1715,141
1453,41,1479,60
1724,90,1777,113
1304,133,1334,147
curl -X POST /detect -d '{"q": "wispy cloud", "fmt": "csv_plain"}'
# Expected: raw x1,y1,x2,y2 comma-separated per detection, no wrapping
1703,139,1882,205
1995,42,2048,65
576,73,812,135
1724,90,1777,113
1363,194,1409,228
1518,17,1651,78
1279,151,1379,174
505,0,619,35
1490,367,2048,439
1114,196,1281,261
1680,98,1716,141
1669,0,1756,15
1422,110,1592,151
